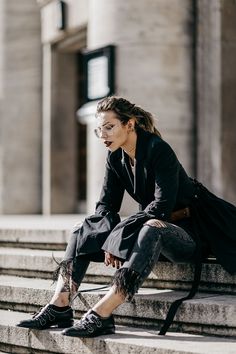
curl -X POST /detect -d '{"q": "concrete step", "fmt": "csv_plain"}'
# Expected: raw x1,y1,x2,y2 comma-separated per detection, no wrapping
1,310,236,354
0,248,235,293
0,215,84,250
0,275,235,337
0,229,70,250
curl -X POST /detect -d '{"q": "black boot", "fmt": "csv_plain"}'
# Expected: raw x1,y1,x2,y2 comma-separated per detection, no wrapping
16,304,73,330
62,310,115,337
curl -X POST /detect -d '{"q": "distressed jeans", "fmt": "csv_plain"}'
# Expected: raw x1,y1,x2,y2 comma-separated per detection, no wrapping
57,221,196,301
113,222,196,299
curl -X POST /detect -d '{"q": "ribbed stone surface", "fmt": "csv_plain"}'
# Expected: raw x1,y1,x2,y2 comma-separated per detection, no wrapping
0,248,235,293
0,275,235,337
0,215,84,249
0,310,236,354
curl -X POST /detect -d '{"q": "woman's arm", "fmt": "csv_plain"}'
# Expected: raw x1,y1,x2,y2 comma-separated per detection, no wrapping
95,155,125,215
144,140,180,221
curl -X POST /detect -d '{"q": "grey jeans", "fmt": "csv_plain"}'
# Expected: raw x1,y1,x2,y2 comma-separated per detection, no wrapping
60,221,196,300
114,222,196,299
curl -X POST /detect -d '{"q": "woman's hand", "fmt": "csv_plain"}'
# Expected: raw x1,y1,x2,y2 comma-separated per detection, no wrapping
104,252,122,269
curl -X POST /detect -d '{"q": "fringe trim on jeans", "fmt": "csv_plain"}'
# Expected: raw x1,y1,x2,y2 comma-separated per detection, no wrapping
112,268,141,301
52,255,72,283
52,256,79,306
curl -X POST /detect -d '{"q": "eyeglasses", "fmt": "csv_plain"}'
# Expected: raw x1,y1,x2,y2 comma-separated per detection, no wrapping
94,123,120,138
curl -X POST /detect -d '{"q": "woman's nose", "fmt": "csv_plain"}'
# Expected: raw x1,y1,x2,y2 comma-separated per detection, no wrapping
100,130,108,138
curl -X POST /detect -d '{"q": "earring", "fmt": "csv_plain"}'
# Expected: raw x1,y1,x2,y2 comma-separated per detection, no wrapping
128,124,134,132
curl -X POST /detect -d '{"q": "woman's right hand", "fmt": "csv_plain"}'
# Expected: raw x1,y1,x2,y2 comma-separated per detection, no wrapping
104,252,122,269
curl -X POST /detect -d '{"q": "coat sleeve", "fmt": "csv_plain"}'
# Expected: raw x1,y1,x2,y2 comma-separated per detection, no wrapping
95,154,125,215
76,154,124,255
143,139,180,220
102,140,180,259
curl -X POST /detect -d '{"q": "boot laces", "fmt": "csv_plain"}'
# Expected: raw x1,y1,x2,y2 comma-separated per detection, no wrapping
75,312,102,333
32,306,55,326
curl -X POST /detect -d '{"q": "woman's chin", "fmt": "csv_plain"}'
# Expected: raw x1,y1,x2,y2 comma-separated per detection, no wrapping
108,144,119,152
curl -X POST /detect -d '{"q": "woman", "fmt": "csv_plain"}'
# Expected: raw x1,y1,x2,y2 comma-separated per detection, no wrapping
17,96,236,337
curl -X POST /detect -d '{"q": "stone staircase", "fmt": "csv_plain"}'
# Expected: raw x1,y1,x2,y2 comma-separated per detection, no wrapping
0,216,236,353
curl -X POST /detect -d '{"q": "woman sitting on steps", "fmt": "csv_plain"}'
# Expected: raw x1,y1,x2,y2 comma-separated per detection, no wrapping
17,96,236,337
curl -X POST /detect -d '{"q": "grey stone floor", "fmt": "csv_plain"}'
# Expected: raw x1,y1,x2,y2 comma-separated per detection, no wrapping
0,214,85,229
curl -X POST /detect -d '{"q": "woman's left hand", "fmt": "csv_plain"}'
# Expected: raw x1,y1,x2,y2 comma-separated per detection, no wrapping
104,252,122,269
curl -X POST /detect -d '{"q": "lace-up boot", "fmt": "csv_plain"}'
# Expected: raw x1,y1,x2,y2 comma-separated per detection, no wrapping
16,304,73,329
62,309,115,337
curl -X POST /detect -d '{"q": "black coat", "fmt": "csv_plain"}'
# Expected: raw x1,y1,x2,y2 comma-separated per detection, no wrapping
76,129,236,274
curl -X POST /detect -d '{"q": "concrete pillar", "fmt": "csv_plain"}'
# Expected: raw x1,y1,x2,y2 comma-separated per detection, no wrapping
197,0,222,196
41,42,79,215
86,0,195,214
42,44,52,215
221,0,236,203
39,0,88,214
77,102,103,214
0,0,42,214
0,0,4,213
50,49,78,213
197,0,236,203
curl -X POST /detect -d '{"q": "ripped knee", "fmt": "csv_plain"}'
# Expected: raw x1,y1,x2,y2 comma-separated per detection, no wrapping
144,219,167,228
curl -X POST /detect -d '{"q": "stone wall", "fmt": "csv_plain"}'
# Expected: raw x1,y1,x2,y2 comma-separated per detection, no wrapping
1,0,235,215
221,0,236,203
197,0,236,203
86,0,195,213
0,0,42,213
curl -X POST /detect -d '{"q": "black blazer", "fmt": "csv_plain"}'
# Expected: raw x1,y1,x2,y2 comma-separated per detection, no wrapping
77,129,236,274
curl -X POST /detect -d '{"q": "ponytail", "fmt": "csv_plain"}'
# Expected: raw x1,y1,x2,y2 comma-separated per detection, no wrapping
131,105,162,138
96,96,162,138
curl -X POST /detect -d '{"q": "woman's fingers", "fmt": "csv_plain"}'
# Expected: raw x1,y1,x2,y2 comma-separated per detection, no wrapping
104,252,122,269
104,252,116,267
114,258,120,269
104,252,112,266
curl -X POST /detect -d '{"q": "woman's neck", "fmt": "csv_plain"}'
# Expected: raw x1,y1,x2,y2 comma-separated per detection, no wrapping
122,132,137,161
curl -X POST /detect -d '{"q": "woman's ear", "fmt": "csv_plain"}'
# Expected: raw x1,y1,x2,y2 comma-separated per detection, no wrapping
128,118,136,131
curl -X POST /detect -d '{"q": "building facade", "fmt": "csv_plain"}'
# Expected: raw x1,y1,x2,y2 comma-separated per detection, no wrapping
0,0,236,215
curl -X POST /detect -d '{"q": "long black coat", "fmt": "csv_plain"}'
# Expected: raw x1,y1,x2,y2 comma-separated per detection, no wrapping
76,129,236,274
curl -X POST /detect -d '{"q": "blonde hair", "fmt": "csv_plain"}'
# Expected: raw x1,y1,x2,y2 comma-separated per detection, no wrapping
96,96,161,137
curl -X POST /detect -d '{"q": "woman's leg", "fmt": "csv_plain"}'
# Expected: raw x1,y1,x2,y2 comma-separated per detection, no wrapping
62,220,196,337
16,228,93,329
50,225,90,306
94,220,196,314
110,220,196,302
50,256,91,307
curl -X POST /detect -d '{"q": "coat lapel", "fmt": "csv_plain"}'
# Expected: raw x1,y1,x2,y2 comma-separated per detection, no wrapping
118,129,150,203
121,149,134,190
134,129,149,202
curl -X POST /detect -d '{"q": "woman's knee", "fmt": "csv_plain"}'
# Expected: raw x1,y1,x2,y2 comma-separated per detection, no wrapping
137,222,163,246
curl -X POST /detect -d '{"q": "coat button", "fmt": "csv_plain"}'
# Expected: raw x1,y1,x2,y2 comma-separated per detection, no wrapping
194,194,198,198
161,213,165,217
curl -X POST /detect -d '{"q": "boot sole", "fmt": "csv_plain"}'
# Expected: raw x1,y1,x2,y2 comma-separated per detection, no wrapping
16,319,74,330
62,327,115,338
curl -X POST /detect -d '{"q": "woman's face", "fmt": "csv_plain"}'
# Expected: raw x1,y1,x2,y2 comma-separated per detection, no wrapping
95,111,132,152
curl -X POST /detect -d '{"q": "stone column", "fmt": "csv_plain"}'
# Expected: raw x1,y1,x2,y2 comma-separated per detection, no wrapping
86,0,195,214
0,0,42,214
197,0,222,196
77,101,103,214
0,1,5,213
38,0,88,214
50,49,78,213
197,0,236,203
41,42,79,215
221,0,236,203
42,44,52,215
